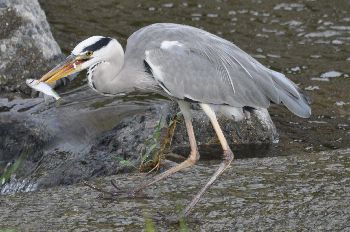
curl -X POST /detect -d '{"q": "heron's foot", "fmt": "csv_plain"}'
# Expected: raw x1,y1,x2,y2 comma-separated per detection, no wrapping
83,180,152,199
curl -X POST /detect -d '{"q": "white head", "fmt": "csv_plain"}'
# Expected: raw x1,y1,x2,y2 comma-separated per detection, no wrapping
39,36,124,84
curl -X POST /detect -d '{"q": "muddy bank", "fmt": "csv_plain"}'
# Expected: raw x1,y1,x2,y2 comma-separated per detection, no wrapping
0,148,349,231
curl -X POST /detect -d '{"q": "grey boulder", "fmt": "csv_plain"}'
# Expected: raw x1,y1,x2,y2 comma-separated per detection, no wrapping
0,0,62,97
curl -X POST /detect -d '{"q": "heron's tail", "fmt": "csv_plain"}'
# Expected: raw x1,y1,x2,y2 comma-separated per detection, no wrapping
270,70,311,118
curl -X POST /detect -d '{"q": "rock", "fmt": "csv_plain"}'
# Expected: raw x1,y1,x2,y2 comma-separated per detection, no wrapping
171,105,278,158
0,96,277,194
0,148,349,231
0,96,174,194
26,102,174,190
0,0,62,98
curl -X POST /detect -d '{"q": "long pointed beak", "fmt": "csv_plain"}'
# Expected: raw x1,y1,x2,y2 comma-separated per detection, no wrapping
39,54,84,84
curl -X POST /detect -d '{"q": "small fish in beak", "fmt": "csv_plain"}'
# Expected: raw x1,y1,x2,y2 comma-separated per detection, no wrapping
26,79,61,100
26,54,88,101
39,54,84,84
26,45,93,100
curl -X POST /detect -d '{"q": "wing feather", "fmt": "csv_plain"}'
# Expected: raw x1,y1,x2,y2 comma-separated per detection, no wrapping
126,23,311,117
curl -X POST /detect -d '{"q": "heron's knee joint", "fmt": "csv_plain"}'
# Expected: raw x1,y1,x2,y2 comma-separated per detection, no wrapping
188,151,200,164
224,149,234,163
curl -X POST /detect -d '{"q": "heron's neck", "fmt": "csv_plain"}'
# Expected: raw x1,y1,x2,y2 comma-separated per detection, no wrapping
88,50,125,94
89,50,157,95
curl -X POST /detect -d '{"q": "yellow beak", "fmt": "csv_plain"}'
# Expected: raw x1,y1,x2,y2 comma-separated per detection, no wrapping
39,55,85,84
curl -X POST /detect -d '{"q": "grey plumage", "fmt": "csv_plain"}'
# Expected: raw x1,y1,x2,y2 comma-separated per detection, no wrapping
116,23,311,118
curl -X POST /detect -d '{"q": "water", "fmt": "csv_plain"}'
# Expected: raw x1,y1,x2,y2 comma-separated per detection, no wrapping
0,149,349,230
39,0,350,156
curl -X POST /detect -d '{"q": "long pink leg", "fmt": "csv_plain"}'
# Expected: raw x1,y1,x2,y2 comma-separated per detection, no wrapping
131,101,199,194
180,103,234,216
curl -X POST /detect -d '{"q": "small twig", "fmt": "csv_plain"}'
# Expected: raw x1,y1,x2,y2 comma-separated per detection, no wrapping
110,179,121,190
84,180,155,200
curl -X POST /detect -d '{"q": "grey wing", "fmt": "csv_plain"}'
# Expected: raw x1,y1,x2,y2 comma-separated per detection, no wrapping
198,34,311,118
137,23,310,117
145,44,267,107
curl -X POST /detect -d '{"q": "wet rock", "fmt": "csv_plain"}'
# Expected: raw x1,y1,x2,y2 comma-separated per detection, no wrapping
0,148,349,231
0,97,174,193
0,97,277,194
171,104,278,158
0,0,62,98
26,102,174,190
320,70,343,79
0,101,48,190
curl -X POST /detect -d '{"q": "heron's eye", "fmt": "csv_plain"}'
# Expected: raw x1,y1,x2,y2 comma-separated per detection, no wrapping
86,51,93,56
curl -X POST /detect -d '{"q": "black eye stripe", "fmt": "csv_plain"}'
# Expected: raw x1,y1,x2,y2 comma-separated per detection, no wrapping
82,37,112,52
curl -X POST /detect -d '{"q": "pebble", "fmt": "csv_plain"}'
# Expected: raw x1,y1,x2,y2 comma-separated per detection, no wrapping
320,71,343,78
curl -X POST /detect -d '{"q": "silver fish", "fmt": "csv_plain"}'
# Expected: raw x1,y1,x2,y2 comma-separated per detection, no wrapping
26,79,61,100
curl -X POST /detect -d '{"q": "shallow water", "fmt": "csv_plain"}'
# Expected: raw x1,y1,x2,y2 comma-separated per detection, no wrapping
39,0,350,156
1,1,350,230
1,149,349,231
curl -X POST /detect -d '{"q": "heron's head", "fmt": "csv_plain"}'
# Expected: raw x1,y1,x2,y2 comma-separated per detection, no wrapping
40,36,123,84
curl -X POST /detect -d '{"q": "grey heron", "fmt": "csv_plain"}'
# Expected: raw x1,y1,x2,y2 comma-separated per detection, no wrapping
39,23,311,218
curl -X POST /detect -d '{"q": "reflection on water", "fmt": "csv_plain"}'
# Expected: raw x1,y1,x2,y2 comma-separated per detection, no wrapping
37,0,350,156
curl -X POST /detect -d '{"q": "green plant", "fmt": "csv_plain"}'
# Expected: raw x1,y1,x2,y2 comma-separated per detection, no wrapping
113,156,136,169
119,159,131,166
144,216,156,232
0,228,18,232
0,149,27,186
176,205,189,232
179,216,189,232
139,117,163,172
142,206,189,232
169,112,182,126
139,112,182,173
